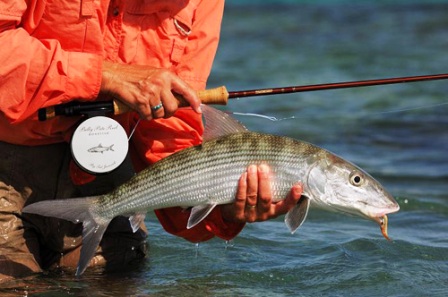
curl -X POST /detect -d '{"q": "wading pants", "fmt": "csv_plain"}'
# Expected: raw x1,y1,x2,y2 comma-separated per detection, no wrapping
0,141,147,282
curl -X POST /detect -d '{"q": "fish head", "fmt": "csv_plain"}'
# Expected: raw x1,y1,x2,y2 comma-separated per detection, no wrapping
306,152,400,239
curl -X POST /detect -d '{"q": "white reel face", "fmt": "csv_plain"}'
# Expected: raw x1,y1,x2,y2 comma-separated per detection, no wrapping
71,116,129,174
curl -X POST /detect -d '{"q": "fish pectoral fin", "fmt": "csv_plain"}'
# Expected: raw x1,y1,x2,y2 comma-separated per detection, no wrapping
187,204,218,229
284,195,310,234
129,213,146,233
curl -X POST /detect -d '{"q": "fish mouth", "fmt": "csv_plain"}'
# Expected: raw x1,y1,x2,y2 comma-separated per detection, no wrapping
373,215,390,241
389,200,401,213
370,199,400,241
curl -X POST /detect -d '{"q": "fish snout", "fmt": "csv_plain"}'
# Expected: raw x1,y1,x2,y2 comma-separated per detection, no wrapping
390,200,400,213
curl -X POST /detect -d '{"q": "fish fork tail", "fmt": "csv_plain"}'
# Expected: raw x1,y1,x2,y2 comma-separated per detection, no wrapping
22,196,111,276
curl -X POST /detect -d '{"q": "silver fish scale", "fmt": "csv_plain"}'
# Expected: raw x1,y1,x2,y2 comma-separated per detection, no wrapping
97,132,321,218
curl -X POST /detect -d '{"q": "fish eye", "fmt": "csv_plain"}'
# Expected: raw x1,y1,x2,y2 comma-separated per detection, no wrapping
349,171,364,187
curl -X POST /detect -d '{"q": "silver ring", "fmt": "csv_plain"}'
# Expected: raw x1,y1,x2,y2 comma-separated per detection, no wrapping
246,204,257,209
151,103,163,111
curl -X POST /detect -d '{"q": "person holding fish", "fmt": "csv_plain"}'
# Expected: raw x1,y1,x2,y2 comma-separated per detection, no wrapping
0,0,302,281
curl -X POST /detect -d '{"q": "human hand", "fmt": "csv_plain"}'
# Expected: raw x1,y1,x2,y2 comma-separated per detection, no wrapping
100,61,201,120
221,164,303,223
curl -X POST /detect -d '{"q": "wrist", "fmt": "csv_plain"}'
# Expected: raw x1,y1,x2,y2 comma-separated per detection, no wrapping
100,61,119,95
204,206,245,240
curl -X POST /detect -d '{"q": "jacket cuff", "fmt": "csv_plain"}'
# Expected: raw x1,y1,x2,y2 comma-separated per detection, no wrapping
155,206,245,243
203,206,245,241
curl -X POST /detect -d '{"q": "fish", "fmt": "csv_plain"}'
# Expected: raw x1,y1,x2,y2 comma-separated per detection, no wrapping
87,143,114,153
22,107,399,276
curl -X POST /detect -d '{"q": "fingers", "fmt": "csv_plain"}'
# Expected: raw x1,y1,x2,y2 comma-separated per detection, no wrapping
221,164,303,224
257,164,273,215
245,165,258,212
138,103,153,121
142,91,176,121
100,62,200,120
231,165,266,223
139,70,200,120
233,172,248,222
140,76,200,120
273,182,303,215
160,89,177,118
170,76,202,114
234,164,273,223
150,101,165,119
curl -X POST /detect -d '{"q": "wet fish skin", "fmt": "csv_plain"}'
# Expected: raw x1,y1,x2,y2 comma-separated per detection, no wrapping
22,131,399,276
102,132,317,214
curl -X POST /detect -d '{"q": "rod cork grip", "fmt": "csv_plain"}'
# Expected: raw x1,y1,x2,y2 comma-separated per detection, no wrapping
197,86,229,105
176,85,229,107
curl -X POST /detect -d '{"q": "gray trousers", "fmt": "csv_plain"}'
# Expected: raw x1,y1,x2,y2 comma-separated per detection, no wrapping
0,141,147,281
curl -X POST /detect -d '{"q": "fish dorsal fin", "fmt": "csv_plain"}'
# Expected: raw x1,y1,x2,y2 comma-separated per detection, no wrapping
202,105,248,141
285,196,310,234
129,212,146,233
187,203,218,229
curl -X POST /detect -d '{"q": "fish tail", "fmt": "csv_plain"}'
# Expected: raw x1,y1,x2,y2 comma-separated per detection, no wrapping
22,196,111,276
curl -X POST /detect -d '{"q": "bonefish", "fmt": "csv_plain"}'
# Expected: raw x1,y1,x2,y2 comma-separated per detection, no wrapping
23,129,399,276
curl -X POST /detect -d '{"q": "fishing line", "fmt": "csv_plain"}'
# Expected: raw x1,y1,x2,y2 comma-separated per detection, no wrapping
230,112,296,121
367,101,448,116
229,101,448,122
128,118,141,140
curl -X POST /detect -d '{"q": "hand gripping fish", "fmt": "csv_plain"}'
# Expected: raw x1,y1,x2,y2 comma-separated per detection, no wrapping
22,106,399,276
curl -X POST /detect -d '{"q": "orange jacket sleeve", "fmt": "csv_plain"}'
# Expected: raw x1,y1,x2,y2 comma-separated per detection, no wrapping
0,0,102,123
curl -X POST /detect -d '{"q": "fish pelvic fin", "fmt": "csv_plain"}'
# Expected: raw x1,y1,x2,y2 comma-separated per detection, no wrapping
22,196,112,276
285,196,310,234
129,212,146,233
187,204,218,229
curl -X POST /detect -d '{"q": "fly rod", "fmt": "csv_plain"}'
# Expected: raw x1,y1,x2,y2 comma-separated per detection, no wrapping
38,73,448,120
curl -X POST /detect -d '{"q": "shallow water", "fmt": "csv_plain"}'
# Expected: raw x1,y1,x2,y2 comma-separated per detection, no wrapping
2,1,448,296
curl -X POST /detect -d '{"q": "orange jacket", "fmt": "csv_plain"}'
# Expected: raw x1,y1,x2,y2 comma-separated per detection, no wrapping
0,0,244,242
